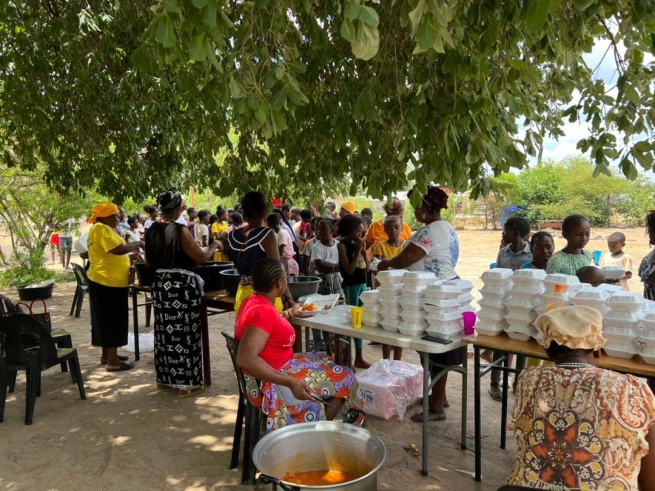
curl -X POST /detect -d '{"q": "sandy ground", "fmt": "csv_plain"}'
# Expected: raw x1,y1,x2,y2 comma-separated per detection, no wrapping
0,227,651,491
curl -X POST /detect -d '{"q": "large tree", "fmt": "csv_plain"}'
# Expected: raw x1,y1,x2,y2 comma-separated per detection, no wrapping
1,1,654,203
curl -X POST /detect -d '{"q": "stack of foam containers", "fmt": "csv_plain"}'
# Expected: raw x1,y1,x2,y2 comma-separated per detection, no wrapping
475,269,513,336
376,270,407,333
640,308,655,364
424,283,464,338
602,292,644,360
504,269,547,341
397,272,434,337
360,290,381,327
446,279,476,313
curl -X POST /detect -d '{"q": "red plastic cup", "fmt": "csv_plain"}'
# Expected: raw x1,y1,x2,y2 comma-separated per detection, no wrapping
462,311,477,335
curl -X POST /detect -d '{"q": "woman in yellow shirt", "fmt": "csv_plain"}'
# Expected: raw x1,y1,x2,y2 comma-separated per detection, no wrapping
87,202,144,372
212,206,230,261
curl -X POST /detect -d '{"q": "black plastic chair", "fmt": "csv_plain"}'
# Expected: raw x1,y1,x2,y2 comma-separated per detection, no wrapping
69,263,89,317
0,314,86,425
221,332,263,485
0,332,7,423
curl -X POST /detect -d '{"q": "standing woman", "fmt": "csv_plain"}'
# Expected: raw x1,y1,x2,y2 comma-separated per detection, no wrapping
146,190,221,397
639,211,655,300
212,206,230,261
87,202,144,372
225,191,294,314
377,186,460,422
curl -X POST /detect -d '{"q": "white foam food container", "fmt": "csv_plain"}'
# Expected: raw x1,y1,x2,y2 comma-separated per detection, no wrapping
397,321,427,337
602,326,639,343
640,329,655,347
400,310,427,323
478,296,507,311
460,304,477,314
505,310,538,323
359,290,380,305
362,319,380,327
426,310,463,324
380,320,399,332
399,297,425,309
402,271,436,286
510,269,547,284
504,329,534,341
643,299,655,312
423,299,461,312
569,298,608,312
477,309,507,323
475,321,507,337
505,296,540,311
376,270,408,285
425,322,464,338
601,265,626,280
603,341,639,359
641,352,655,365
443,279,475,293
506,318,534,330
400,286,426,300
641,312,655,330
299,294,340,315
534,331,545,343
598,283,624,294
607,292,644,313
603,310,643,328
508,283,545,300
481,268,514,284
378,283,403,294
543,274,581,291
424,284,462,299
571,287,610,302
362,310,382,321
479,284,512,299
380,313,401,322
363,302,381,312
378,298,400,309
458,292,474,305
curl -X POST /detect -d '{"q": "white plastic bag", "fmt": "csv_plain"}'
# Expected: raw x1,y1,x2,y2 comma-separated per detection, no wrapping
123,332,154,353
356,360,423,420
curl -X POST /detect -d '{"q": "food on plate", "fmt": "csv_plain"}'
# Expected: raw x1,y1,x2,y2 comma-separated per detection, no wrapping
303,303,318,312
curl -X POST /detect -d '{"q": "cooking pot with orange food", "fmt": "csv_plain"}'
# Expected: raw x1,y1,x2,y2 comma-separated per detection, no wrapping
253,421,386,490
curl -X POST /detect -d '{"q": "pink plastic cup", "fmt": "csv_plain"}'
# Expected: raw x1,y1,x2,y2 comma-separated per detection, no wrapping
462,312,477,335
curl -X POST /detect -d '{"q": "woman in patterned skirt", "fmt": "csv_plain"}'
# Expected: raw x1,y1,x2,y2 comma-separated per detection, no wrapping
146,189,221,397
235,258,364,433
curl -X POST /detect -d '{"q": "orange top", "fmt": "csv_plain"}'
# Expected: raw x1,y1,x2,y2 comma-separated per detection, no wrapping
365,219,412,245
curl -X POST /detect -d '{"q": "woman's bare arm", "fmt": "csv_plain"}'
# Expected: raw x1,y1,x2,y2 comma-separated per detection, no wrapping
180,226,219,264
377,242,426,271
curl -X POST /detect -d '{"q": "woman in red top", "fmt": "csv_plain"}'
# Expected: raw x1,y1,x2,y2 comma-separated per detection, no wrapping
235,258,364,432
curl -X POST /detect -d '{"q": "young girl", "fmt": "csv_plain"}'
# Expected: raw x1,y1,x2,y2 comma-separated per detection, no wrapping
311,218,343,297
496,217,532,271
546,215,592,275
338,214,370,369
373,215,404,361
212,207,229,261
266,213,299,276
521,232,555,270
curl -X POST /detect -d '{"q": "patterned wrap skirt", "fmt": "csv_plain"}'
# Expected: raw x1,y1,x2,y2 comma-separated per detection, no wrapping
245,352,365,433
152,269,204,389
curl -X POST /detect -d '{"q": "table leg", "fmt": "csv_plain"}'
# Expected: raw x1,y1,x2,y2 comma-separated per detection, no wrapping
460,346,467,450
293,325,303,354
305,326,310,352
131,288,140,362
474,345,482,482
200,298,212,387
421,352,430,477
500,354,509,450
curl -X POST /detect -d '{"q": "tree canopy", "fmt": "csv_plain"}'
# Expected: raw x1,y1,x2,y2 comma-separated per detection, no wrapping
1,1,654,203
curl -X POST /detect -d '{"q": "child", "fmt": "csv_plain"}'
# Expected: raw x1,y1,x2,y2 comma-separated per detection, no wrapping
337,214,371,369
600,232,633,290
266,213,299,276
212,206,230,261
311,218,343,297
521,232,555,270
546,214,592,276
576,266,605,287
302,216,322,276
193,210,211,247
49,229,60,264
373,215,404,361
496,217,532,271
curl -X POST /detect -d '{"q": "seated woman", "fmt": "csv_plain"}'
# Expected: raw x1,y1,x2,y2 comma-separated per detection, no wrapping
235,258,364,432
507,305,655,490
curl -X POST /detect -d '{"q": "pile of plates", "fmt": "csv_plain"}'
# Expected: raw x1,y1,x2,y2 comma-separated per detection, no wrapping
424,283,465,338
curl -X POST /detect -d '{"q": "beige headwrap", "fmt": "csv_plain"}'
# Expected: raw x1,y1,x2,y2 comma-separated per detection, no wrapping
534,305,607,351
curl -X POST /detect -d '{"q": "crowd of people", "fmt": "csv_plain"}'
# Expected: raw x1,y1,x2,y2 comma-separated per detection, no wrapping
75,187,655,489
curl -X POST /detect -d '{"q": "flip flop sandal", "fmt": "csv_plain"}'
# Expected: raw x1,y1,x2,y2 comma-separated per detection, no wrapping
179,386,206,398
488,388,503,402
410,410,447,422
106,361,134,372
101,354,130,365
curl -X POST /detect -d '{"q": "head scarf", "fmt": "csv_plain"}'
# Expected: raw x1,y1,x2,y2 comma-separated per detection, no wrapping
383,196,405,215
88,202,119,224
157,189,183,213
408,186,449,212
340,201,356,214
534,305,607,351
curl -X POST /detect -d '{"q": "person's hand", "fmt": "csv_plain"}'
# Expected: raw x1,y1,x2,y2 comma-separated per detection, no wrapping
283,296,295,310
377,259,389,271
288,378,315,401
289,303,314,318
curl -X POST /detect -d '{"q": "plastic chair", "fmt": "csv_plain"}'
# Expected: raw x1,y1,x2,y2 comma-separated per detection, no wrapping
0,333,7,423
221,332,263,485
69,263,89,317
0,314,86,425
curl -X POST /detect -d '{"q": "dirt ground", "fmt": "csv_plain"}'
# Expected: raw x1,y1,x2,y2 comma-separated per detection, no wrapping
0,227,650,491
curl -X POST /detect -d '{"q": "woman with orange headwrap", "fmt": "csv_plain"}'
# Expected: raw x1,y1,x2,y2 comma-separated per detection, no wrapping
87,202,145,371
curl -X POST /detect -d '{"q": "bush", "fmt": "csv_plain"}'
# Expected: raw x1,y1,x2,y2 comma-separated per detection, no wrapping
0,249,56,287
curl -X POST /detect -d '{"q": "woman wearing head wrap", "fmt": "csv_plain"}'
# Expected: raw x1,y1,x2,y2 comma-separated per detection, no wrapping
145,189,222,397
87,202,145,371
378,186,460,422
364,196,413,248
506,305,655,489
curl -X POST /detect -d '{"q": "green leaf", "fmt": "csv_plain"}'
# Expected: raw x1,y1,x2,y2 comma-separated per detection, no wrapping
351,24,379,61
416,19,437,52
344,2,360,20
202,2,217,27
254,104,267,124
408,0,427,36
340,18,356,42
359,6,379,27
192,0,209,8
229,76,241,97
271,89,287,111
155,15,177,48
162,0,178,13
524,0,551,32
573,0,596,10
287,60,306,74
189,31,208,61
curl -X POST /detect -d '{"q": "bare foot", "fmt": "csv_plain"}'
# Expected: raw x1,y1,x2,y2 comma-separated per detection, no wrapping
354,359,371,369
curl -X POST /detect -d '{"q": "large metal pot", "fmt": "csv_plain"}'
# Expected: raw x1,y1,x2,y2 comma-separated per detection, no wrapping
286,276,321,301
219,268,240,296
197,261,234,292
253,421,385,490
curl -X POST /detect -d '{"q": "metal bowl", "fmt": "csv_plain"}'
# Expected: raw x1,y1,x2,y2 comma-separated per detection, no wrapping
287,276,321,301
